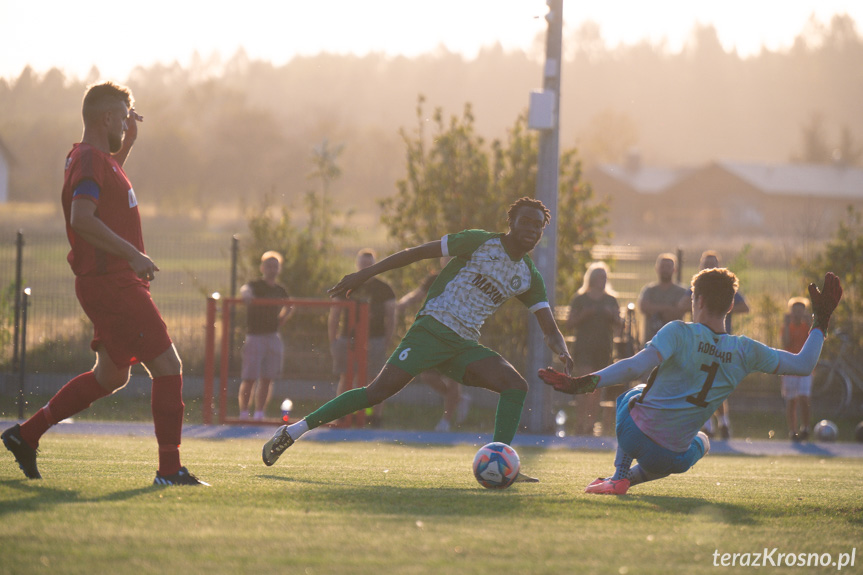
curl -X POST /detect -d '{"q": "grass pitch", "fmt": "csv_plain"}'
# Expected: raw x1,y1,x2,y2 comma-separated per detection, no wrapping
1,436,861,575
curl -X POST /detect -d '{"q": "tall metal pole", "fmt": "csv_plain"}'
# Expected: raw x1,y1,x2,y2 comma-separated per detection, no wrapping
17,288,30,420
229,234,240,371
12,230,23,374
526,0,563,434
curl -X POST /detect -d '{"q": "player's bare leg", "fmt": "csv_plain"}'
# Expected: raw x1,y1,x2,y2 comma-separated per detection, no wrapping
798,396,811,439
422,371,461,431
253,378,273,420
786,396,800,440
238,379,255,419
715,400,731,439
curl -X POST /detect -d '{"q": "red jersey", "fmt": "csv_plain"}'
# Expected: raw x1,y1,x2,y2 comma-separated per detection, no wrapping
61,143,145,276
785,321,809,354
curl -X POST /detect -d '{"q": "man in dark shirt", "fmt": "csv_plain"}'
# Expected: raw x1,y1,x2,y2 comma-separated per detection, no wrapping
239,251,292,420
328,249,395,427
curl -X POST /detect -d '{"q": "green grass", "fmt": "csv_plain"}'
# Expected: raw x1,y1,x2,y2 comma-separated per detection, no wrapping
1,436,861,575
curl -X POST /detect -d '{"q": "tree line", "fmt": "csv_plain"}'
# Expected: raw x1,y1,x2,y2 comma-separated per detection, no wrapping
0,15,860,216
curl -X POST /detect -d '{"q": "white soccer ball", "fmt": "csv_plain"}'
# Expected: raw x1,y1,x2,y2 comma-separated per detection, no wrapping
472,442,520,489
814,419,839,442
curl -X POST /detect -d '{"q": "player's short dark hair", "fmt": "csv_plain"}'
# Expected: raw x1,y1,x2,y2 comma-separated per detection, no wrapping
691,268,738,316
507,197,550,227
82,81,133,124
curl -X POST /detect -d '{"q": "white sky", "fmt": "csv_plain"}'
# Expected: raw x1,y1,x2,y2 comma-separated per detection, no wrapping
1,0,860,81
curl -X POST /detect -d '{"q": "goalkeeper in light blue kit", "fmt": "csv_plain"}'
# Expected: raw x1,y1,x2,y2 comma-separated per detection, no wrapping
539,268,842,495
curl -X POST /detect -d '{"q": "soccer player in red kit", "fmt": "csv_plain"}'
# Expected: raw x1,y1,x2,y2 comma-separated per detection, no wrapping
2,82,207,485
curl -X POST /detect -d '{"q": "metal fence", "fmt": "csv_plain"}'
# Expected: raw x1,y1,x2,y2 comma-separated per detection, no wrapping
2,226,839,425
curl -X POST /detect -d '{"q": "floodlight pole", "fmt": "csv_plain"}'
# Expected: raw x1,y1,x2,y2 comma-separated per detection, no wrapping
526,0,563,434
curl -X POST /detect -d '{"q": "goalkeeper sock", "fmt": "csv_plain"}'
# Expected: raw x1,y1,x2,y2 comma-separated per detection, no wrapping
629,464,669,486
304,388,370,430
492,389,527,445
612,447,633,481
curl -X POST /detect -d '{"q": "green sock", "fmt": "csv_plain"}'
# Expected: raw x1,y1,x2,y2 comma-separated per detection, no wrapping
305,388,371,430
492,388,527,445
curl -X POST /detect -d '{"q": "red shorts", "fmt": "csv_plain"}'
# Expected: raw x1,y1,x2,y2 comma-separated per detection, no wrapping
75,272,173,369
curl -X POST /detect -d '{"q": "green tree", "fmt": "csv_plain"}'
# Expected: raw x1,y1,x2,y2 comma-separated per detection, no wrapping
380,96,609,369
308,139,345,249
799,206,863,350
382,96,608,301
240,139,353,297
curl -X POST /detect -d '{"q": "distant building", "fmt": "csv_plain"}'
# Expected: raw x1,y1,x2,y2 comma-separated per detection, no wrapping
0,136,13,203
588,157,863,241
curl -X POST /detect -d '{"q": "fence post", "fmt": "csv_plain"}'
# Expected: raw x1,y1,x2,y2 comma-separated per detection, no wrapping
17,287,30,420
202,294,219,425
676,247,684,284
229,235,240,374
12,230,23,374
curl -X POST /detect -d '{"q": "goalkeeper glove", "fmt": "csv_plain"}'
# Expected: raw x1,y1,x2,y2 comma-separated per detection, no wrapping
808,272,842,335
537,367,600,395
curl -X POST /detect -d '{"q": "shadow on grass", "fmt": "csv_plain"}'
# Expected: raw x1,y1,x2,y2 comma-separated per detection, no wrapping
626,494,758,525
252,473,558,516
0,478,169,517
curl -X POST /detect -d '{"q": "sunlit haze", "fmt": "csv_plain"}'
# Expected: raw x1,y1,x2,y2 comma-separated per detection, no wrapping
1,0,861,81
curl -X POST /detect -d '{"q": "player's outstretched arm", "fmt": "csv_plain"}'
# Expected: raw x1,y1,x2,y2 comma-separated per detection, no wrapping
327,241,443,299
534,306,573,374
538,347,661,394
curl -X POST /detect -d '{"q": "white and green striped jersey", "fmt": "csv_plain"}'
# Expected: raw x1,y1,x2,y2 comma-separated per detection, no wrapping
418,229,549,341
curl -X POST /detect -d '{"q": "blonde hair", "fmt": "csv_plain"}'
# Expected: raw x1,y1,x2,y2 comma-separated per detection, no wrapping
260,250,283,265
577,261,617,297
787,297,809,311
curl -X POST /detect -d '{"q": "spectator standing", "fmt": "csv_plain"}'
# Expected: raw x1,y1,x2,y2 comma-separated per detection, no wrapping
781,297,813,441
638,253,688,343
328,249,396,427
566,262,622,435
238,251,293,420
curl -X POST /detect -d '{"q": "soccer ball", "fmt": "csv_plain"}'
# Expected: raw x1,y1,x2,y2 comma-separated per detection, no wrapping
813,419,839,442
472,442,520,489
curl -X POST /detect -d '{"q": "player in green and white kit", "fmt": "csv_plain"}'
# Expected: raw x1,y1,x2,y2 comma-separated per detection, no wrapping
262,198,574,476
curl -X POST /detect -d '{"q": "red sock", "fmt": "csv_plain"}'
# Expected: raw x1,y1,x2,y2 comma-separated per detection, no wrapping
152,374,184,476
20,371,109,448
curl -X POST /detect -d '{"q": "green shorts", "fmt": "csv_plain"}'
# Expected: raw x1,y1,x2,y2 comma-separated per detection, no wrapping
386,315,499,383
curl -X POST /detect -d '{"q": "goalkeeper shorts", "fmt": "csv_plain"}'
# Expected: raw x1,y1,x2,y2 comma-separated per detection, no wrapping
615,386,709,475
